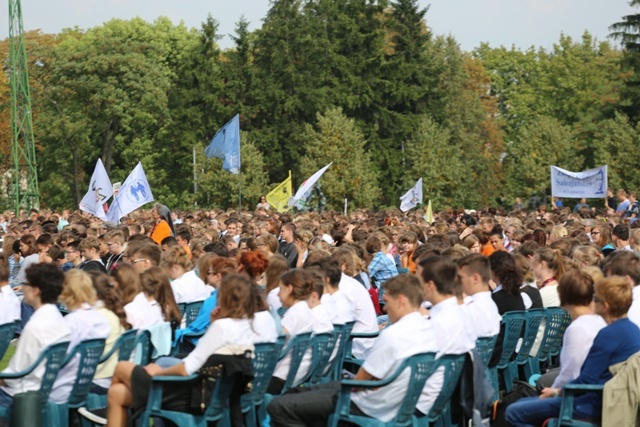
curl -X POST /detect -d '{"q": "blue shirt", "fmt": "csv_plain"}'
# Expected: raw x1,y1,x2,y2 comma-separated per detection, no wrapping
173,289,218,346
571,318,640,417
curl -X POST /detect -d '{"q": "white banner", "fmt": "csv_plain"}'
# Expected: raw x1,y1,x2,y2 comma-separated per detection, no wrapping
288,163,332,209
107,162,154,224
79,159,113,221
550,165,607,199
400,178,423,212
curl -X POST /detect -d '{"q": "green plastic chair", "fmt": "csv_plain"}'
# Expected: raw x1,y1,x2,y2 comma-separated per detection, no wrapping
510,308,545,382
545,383,603,427
0,320,18,360
132,329,152,365
302,332,338,386
184,301,205,327
44,338,107,427
0,341,70,423
475,335,498,369
533,307,571,375
326,321,356,382
489,311,526,394
415,353,468,427
344,329,381,367
328,352,437,427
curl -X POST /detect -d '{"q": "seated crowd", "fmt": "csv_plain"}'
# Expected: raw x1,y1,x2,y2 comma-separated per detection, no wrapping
0,198,639,426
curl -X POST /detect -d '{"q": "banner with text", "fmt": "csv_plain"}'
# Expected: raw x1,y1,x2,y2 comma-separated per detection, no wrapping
550,165,607,199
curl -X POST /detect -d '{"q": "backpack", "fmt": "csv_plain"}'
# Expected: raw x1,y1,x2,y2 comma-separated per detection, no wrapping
491,380,537,427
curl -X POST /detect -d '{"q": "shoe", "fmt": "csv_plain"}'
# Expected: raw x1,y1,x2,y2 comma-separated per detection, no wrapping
77,407,107,425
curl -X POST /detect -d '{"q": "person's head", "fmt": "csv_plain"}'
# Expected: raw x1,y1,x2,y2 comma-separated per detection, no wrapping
23,263,65,307
558,269,594,308
19,234,37,256
417,255,457,302
175,229,192,247
225,218,240,237
456,253,491,296
382,274,425,323
479,217,494,234
139,266,181,324
594,276,633,319
203,241,230,258
489,231,505,251
572,245,600,268
278,269,314,307
591,225,612,247
206,256,238,288
79,236,101,261
305,267,326,307
237,250,269,279
280,222,296,243
35,234,54,253
602,250,640,287
89,271,130,329
110,262,141,305
160,246,191,279
0,254,9,284
333,248,359,276
258,195,267,204
397,232,418,254
489,251,522,295
462,235,481,253
532,247,565,281
104,229,126,255
365,235,384,255
264,254,290,294
618,189,628,201
130,243,162,273
65,241,81,263
218,273,258,320
60,269,97,310
613,224,630,246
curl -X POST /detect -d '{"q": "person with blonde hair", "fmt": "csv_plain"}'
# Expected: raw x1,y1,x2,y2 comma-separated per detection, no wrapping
572,245,601,268
532,247,565,307
160,246,210,304
50,269,111,403
461,234,481,253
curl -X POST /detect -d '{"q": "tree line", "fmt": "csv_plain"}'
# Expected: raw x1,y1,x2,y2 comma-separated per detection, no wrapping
0,0,638,212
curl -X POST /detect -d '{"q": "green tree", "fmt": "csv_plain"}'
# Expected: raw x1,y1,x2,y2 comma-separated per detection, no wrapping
298,107,380,210
593,112,640,191
610,1,640,121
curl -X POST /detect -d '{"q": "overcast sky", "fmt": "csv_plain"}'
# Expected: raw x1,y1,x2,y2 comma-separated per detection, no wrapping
0,0,635,52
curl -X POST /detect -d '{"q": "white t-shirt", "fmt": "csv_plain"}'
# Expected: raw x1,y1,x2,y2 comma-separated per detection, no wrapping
310,304,335,335
540,284,561,308
417,296,476,415
322,289,356,325
124,292,164,330
50,304,111,403
267,287,282,310
0,284,20,324
183,317,255,375
462,291,501,338
351,312,437,422
627,286,640,328
250,310,279,344
338,273,378,359
551,314,606,388
272,300,314,385
1,304,71,397
170,270,211,304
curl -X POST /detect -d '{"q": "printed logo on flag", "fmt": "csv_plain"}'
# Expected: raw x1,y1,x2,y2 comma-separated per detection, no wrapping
126,180,151,204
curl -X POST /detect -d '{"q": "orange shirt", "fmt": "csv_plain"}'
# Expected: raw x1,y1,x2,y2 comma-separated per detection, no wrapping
481,243,495,257
150,220,172,245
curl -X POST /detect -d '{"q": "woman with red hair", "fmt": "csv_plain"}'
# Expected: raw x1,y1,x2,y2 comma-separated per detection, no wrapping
237,250,269,285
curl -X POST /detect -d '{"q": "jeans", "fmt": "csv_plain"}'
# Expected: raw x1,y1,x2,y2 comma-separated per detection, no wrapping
506,395,593,427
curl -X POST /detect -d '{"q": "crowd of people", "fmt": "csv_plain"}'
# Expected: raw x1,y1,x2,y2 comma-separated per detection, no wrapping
0,190,639,426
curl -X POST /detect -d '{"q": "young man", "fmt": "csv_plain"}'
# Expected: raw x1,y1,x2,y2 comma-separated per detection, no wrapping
78,237,107,273
278,223,298,268
0,264,71,411
128,244,161,274
103,229,126,271
267,274,438,426
63,241,83,269
612,224,633,252
175,229,193,260
456,254,501,338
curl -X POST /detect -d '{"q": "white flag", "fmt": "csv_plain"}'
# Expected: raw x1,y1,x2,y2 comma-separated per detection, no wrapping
400,178,423,212
288,162,332,210
106,162,154,224
79,159,113,221
550,165,607,198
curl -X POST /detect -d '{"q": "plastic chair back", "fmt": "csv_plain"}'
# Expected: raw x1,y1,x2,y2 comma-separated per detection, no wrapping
426,354,467,424
538,307,571,363
515,309,545,363
133,329,152,364
65,338,107,407
0,320,18,360
395,352,437,425
305,332,338,385
184,301,204,326
99,329,138,364
328,321,355,381
498,311,526,367
280,332,313,393
38,341,72,401
475,335,498,368
251,338,286,407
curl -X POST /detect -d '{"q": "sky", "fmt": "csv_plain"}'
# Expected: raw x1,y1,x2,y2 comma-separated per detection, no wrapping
0,0,636,52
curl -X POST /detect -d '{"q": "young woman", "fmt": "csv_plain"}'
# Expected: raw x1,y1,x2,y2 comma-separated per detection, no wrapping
103,274,260,427
124,267,180,330
160,246,211,304
532,247,565,307
264,254,290,310
591,225,615,257
110,263,141,306
267,269,315,394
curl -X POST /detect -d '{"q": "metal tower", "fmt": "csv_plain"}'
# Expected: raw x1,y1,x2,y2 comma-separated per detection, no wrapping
9,0,39,212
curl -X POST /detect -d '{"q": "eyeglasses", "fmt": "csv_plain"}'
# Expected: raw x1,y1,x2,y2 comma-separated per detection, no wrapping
591,232,600,236
132,258,148,264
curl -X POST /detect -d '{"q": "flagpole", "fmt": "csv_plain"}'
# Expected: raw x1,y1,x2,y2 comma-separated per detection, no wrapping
238,171,242,211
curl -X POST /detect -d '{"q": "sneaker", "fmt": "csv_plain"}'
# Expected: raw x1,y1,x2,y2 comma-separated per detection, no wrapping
77,407,107,425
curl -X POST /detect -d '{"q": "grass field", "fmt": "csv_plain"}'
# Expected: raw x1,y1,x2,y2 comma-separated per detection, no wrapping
0,344,15,371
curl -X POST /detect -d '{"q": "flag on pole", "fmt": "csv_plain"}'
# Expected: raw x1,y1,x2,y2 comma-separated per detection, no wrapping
204,114,241,174
79,159,113,221
399,178,423,212
106,162,154,224
266,171,293,213
288,163,332,210
425,199,434,223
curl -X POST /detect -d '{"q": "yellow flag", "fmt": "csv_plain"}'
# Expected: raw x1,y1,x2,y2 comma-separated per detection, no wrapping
425,199,434,223
266,171,293,213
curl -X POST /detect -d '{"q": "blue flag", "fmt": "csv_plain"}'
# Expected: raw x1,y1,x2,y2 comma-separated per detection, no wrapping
204,114,241,174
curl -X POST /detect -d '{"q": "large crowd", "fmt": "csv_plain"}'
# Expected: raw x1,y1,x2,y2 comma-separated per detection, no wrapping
1,187,640,427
